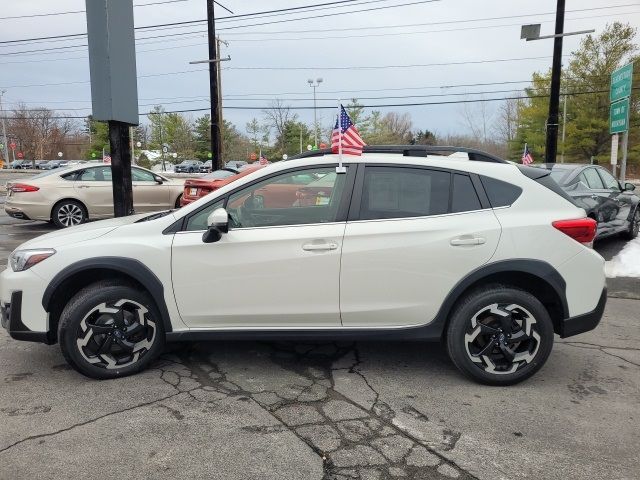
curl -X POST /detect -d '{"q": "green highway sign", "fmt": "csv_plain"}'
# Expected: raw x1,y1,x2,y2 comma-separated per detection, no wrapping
610,63,633,103
610,97,630,134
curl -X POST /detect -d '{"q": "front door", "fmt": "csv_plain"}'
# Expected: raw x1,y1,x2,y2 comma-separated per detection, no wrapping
171,165,354,329
340,166,501,328
131,167,171,212
597,167,632,234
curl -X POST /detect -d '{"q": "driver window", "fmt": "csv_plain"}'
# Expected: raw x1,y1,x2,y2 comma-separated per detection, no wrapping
132,168,156,182
226,167,347,229
185,200,224,231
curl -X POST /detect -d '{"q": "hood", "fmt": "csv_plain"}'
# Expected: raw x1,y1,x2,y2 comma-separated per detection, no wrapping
16,213,152,250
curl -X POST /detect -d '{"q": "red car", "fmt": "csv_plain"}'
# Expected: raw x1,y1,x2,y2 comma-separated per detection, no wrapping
180,165,265,206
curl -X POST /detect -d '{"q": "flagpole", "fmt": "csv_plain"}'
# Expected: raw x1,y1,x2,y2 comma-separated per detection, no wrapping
336,100,346,174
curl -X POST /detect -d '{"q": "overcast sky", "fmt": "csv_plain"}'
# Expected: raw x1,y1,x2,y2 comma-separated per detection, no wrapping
1,0,638,141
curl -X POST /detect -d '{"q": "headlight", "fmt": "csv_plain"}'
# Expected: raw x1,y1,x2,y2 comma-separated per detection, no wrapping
9,249,56,272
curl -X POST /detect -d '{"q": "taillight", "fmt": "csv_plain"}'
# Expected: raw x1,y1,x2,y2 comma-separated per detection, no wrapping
552,218,597,246
10,184,39,193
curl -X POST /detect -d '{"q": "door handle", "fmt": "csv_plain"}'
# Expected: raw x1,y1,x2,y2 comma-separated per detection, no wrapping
302,242,338,251
591,194,599,200
450,237,486,246
77,185,90,189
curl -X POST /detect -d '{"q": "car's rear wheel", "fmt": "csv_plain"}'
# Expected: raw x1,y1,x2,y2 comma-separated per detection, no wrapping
58,281,165,379
446,285,554,385
52,200,87,228
621,208,639,240
175,194,183,208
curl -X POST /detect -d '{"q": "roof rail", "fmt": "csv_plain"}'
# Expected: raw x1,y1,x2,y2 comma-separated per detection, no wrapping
288,145,508,164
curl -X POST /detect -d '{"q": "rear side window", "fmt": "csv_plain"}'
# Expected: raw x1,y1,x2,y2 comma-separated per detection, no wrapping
360,167,450,220
480,176,522,207
452,174,481,213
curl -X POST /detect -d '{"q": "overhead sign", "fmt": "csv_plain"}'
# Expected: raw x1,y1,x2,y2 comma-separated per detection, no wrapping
610,63,633,103
610,97,630,134
85,0,139,125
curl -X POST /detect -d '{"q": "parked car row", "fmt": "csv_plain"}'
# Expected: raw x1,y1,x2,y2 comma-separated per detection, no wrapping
5,159,96,170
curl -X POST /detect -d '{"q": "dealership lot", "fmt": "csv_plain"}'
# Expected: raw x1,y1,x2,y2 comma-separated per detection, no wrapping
0,205,639,480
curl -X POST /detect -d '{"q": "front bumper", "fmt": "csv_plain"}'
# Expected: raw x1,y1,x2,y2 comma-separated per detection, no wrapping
559,287,607,338
1,291,54,343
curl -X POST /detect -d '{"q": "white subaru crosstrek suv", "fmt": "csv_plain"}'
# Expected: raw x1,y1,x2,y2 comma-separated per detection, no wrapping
0,146,606,385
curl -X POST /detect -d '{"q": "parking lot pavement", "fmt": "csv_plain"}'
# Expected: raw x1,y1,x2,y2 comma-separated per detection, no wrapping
1,209,639,480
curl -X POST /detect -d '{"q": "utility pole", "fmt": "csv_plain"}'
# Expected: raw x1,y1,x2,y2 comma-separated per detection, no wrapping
217,36,228,163
560,93,568,163
207,0,222,170
0,90,9,166
308,78,323,147
545,0,565,163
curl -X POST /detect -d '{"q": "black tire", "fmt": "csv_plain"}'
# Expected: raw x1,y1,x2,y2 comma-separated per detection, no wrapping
621,207,639,240
174,194,183,208
58,281,165,380
445,284,554,386
52,200,87,228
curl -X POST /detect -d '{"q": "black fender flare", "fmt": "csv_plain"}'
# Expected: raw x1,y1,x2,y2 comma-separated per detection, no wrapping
42,257,173,332
428,258,568,335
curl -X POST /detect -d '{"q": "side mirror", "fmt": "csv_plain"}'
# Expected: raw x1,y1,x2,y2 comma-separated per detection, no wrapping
624,182,636,192
154,175,164,184
202,208,228,243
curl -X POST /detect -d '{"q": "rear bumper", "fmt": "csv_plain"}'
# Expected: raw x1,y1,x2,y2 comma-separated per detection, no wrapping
1,291,54,343
559,287,607,338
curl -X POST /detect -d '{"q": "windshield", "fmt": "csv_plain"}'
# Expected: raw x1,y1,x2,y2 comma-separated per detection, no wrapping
203,169,236,180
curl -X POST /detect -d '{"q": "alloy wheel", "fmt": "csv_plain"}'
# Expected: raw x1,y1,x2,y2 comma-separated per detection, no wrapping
464,303,541,375
57,203,84,227
633,210,640,236
76,299,157,369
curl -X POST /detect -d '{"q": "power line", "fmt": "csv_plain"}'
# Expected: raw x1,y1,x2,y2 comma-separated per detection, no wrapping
3,87,636,119
0,1,190,20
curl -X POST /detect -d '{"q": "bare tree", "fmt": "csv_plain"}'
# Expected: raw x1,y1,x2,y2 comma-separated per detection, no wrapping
460,99,494,143
9,104,76,160
262,99,297,153
494,98,522,145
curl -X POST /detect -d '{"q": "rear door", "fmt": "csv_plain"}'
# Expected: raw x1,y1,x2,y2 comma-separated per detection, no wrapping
73,166,114,218
580,167,616,236
340,165,501,328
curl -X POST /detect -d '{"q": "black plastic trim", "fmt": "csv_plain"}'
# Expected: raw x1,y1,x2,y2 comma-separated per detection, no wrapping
4,291,53,344
288,145,508,163
42,257,173,333
166,259,568,343
559,287,607,338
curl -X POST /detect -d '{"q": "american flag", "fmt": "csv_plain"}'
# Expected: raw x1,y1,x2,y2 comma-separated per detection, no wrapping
259,151,267,165
331,105,366,156
103,154,111,164
521,144,533,165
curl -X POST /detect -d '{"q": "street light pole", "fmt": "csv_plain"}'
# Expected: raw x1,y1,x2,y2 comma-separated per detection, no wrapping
0,90,10,166
308,78,323,147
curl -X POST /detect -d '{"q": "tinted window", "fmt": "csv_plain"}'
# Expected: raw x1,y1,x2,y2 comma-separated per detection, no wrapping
452,174,482,213
227,167,348,228
185,200,225,231
582,168,605,189
78,166,112,181
597,168,620,191
480,176,522,207
132,168,155,182
360,167,449,220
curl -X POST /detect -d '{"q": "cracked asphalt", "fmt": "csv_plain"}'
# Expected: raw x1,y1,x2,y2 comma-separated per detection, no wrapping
1,204,639,480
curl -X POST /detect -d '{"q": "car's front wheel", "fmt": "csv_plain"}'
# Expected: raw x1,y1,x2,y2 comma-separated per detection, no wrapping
52,200,87,228
58,281,165,379
446,285,554,386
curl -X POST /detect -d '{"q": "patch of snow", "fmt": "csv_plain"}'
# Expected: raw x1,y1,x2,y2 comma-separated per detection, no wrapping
605,236,640,278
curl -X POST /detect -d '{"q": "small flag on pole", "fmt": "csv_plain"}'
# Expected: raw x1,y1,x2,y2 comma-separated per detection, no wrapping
103,154,111,164
521,144,534,165
331,105,366,156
